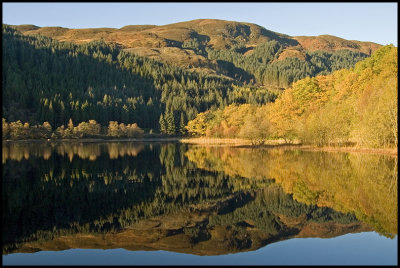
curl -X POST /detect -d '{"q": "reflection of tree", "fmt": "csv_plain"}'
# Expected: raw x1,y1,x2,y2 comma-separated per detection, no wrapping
2,142,373,255
3,142,247,253
3,148,159,253
2,142,145,162
186,146,398,237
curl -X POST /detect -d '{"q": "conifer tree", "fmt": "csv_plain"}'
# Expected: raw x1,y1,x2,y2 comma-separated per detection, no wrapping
179,113,186,135
165,112,176,135
159,114,167,134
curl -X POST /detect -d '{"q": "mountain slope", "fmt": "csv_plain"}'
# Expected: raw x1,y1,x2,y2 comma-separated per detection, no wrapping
12,19,380,53
9,19,381,86
11,19,298,48
2,20,386,134
2,25,235,131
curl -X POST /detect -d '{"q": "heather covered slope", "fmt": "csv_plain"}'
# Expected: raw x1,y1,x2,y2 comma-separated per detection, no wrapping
10,19,298,49
11,19,380,53
9,19,381,87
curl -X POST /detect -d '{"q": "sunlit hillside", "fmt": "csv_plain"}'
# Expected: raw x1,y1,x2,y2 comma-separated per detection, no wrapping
186,45,398,148
9,19,381,86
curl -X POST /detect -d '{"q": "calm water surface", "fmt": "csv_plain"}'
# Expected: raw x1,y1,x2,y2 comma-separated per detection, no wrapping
2,141,398,265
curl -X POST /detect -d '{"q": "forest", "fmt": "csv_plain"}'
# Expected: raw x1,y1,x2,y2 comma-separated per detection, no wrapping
186,45,398,148
2,25,234,135
204,40,369,87
2,24,378,141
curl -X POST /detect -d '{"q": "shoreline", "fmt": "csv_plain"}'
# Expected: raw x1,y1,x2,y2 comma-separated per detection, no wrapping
2,137,397,156
179,137,398,156
293,145,398,156
2,137,182,143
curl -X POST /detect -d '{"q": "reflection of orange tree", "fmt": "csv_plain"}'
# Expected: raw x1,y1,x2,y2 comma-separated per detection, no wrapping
107,143,144,159
185,146,398,237
185,146,272,180
2,142,145,162
2,142,54,163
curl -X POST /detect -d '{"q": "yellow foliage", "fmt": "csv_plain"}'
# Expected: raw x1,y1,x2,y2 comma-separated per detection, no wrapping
185,111,210,136
267,45,397,147
185,45,397,148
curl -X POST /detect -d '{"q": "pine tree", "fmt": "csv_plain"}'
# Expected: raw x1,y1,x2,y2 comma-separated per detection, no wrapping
159,114,167,134
179,112,186,135
165,112,175,135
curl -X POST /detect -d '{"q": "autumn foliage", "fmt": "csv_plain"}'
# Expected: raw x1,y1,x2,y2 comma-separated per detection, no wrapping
186,45,398,148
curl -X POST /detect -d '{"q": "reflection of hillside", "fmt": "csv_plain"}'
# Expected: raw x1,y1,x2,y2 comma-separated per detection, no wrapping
5,186,369,256
3,143,371,255
185,146,398,237
3,143,257,253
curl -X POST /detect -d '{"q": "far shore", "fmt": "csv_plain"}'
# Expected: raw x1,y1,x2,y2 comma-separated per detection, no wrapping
2,136,182,143
179,137,398,156
3,136,397,156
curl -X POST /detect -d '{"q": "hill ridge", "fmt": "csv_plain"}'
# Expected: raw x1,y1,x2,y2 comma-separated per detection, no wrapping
8,19,381,51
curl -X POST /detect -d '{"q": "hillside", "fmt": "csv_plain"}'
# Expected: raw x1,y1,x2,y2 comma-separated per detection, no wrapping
9,19,381,86
11,19,380,54
186,45,398,148
293,35,379,55
2,20,387,136
2,25,235,132
10,19,299,49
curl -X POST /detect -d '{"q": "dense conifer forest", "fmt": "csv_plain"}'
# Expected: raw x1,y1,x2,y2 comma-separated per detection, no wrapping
2,25,235,135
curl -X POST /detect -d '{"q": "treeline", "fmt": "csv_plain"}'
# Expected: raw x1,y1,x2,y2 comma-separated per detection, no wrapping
2,118,144,140
186,45,398,148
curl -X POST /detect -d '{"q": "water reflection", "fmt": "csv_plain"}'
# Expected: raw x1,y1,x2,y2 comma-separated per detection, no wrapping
2,142,145,163
2,142,397,256
186,146,398,237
